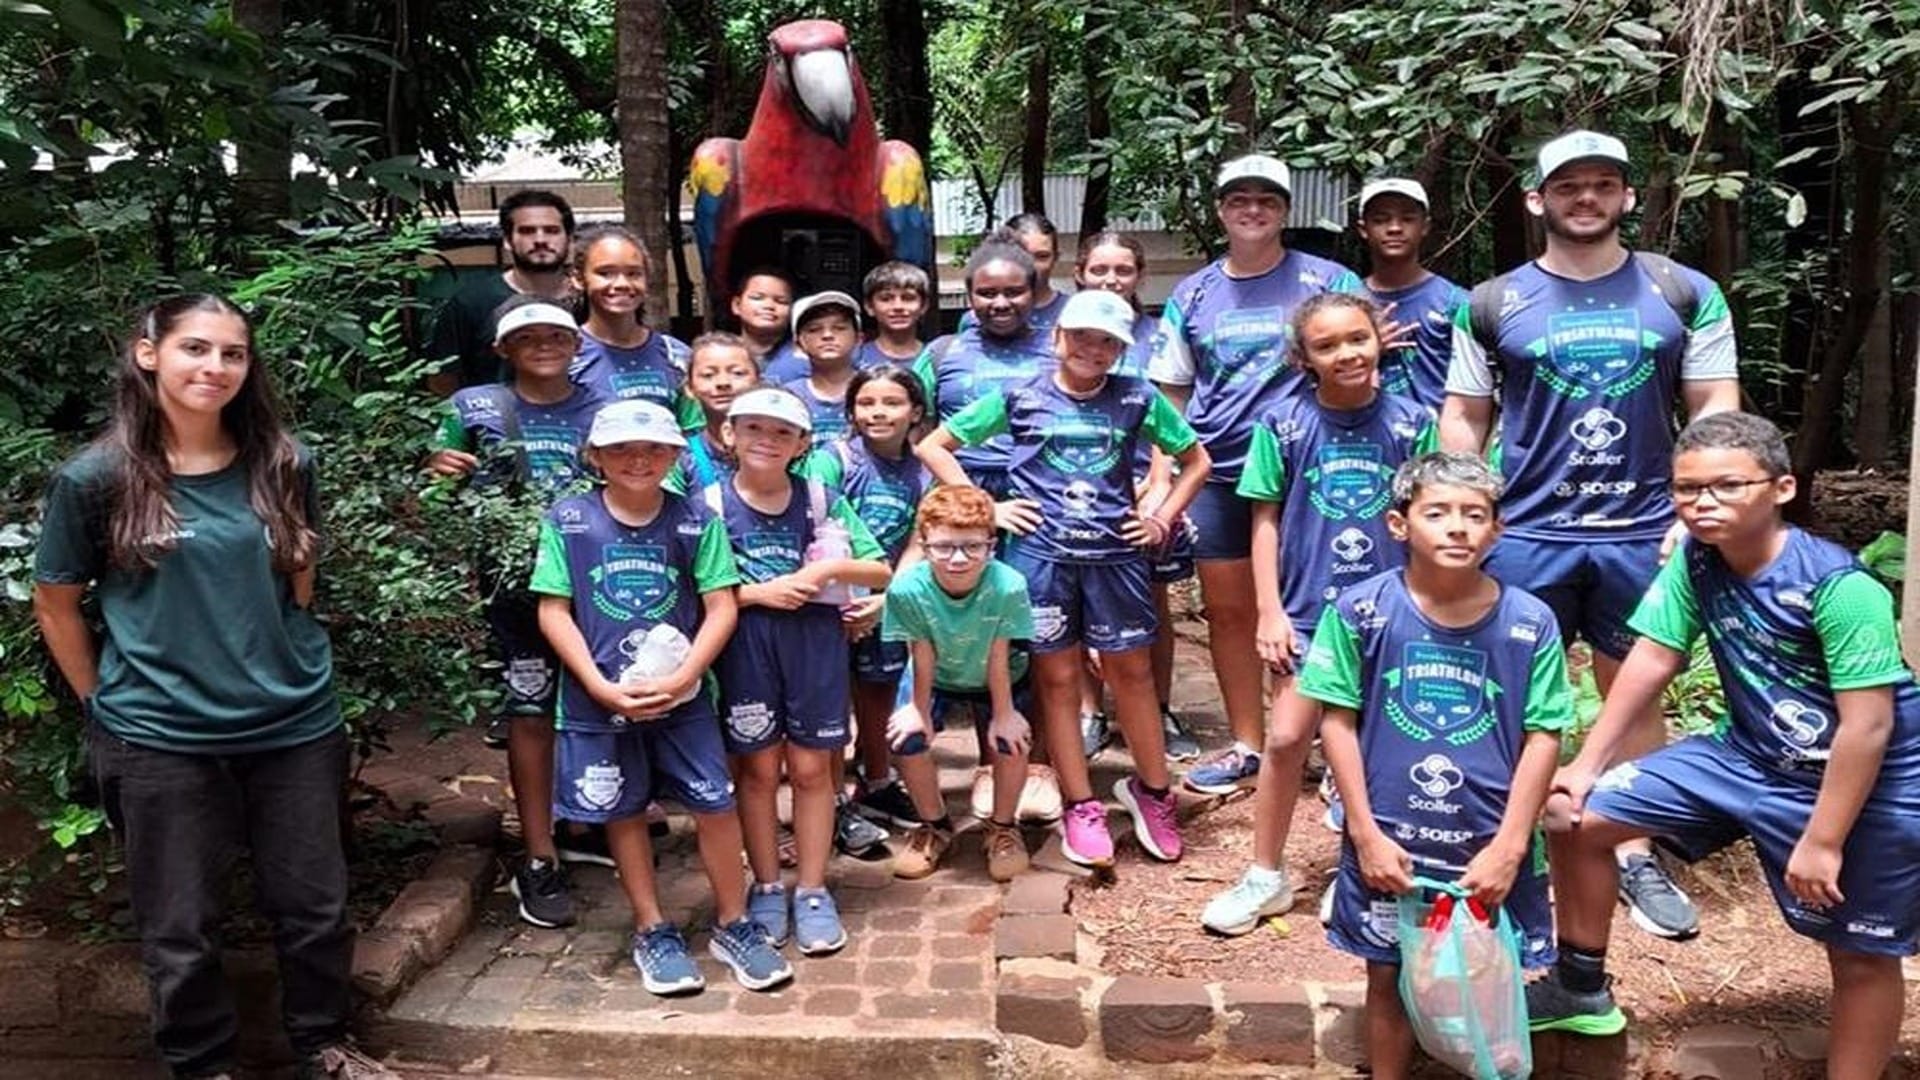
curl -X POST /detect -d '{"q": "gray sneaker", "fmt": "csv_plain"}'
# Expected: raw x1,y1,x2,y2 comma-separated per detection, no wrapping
631,923,704,996
834,796,890,858
1525,968,1627,1036
1618,853,1699,940
709,917,793,991
1080,711,1111,758
1161,707,1202,762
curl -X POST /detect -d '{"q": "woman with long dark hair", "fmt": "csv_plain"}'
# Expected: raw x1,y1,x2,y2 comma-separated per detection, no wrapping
33,294,391,1080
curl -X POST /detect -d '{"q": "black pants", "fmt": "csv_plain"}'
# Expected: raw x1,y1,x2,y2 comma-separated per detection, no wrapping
90,725,353,1078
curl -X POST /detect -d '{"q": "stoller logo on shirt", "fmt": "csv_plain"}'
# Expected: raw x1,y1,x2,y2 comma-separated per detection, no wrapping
1407,752,1466,815
1567,407,1628,466
1767,699,1829,755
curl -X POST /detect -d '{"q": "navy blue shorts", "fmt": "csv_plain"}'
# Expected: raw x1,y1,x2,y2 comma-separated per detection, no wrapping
889,666,1036,756
1004,546,1156,655
1187,480,1253,561
1148,514,1197,584
1324,841,1556,970
851,634,909,685
483,588,557,719
716,606,852,753
553,702,735,824
1481,535,1662,660
1587,737,1920,956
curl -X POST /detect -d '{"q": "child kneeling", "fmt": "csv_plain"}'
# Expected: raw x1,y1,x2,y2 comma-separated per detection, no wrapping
1296,453,1566,1079
1537,412,1920,1080
882,485,1037,881
532,400,791,995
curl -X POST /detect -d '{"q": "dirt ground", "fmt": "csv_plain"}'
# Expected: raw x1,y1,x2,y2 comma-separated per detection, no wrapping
1809,468,1908,552
1074,778,1920,1070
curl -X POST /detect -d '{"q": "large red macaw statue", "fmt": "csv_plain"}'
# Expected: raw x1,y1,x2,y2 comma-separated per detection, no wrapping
689,19,933,310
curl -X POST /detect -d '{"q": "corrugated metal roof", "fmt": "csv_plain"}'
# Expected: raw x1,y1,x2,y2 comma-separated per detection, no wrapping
931,171,1350,236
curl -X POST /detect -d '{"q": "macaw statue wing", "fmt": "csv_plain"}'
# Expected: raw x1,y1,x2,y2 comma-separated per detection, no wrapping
689,137,740,287
878,139,932,270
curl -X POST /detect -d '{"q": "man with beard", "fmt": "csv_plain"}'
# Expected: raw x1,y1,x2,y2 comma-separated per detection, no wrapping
430,190,578,392
1439,130,1741,940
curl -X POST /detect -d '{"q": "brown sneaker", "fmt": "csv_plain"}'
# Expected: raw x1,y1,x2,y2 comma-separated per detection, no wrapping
985,821,1030,882
892,824,952,879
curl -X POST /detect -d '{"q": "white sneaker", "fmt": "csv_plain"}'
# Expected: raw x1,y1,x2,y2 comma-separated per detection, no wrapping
1200,866,1294,936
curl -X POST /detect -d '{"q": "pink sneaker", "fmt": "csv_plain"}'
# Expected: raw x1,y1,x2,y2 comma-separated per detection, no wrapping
1059,799,1114,867
1116,777,1182,862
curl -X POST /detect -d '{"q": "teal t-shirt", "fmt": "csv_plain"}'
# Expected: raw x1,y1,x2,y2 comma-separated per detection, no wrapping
880,560,1033,690
34,445,340,753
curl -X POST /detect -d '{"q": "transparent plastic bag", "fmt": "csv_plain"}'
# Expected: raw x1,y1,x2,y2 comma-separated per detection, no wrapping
1396,876,1532,1079
616,623,699,707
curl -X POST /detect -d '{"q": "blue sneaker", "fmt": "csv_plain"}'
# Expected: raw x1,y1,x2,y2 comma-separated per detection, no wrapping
1319,772,1345,832
792,887,848,956
709,917,794,991
631,923,704,996
1183,745,1260,795
747,882,790,947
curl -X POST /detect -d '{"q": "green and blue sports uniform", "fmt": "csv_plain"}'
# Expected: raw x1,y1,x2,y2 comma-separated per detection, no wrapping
1298,570,1570,968
1585,529,1920,956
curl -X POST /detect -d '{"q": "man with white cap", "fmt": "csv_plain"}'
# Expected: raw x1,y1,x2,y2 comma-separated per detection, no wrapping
1356,177,1464,411
1439,128,1741,940
1148,153,1365,798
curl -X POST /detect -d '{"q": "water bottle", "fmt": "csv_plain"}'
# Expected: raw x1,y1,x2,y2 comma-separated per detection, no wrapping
804,518,854,606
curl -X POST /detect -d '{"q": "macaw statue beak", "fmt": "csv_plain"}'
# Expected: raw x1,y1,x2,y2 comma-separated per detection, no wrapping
791,48,854,145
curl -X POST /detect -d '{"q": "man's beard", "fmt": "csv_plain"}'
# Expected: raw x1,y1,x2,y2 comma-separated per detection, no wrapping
1541,204,1624,244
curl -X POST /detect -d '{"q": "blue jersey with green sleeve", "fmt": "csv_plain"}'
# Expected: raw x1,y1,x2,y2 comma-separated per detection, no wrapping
782,377,852,450
914,325,1055,477
706,474,885,584
1298,571,1571,872
802,437,929,563
1147,251,1363,481
946,372,1196,563
1630,529,1920,805
1237,392,1435,632
438,382,606,495
528,490,740,732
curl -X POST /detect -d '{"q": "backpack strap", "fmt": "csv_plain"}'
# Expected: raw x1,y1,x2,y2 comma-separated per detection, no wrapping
834,437,855,478
701,480,725,518
686,435,719,490
1631,251,1700,331
484,384,531,489
1466,272,1512,358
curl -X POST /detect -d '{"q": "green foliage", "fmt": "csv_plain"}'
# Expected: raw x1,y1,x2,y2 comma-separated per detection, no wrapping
1561,640,1724,763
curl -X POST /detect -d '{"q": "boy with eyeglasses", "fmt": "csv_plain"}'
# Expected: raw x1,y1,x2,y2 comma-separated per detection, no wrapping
1532,413,1920,1080
879,485,1039,882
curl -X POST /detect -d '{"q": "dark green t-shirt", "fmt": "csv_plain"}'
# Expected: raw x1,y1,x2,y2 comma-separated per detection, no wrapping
430,273,518,388
34,445,340,753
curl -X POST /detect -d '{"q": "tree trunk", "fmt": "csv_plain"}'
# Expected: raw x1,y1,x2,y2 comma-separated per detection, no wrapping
232,0,290,231
878,0,934,156
1078,1,1112,236
617,0,673,327
1021,35,1050,216
1856,242,1894,467
1772,68,1839,425
1485,119,1531,275
1793,92,1902,488
1222,0,1254,150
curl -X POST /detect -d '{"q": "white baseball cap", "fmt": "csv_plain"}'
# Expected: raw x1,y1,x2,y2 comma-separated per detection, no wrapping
493,301,578,345
587,400,687,448
1357,178,1430,213
1215,154,1293,199
1536,130,1630,187
727,387,813,432
791,290,861,334
1055,290,1136,346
